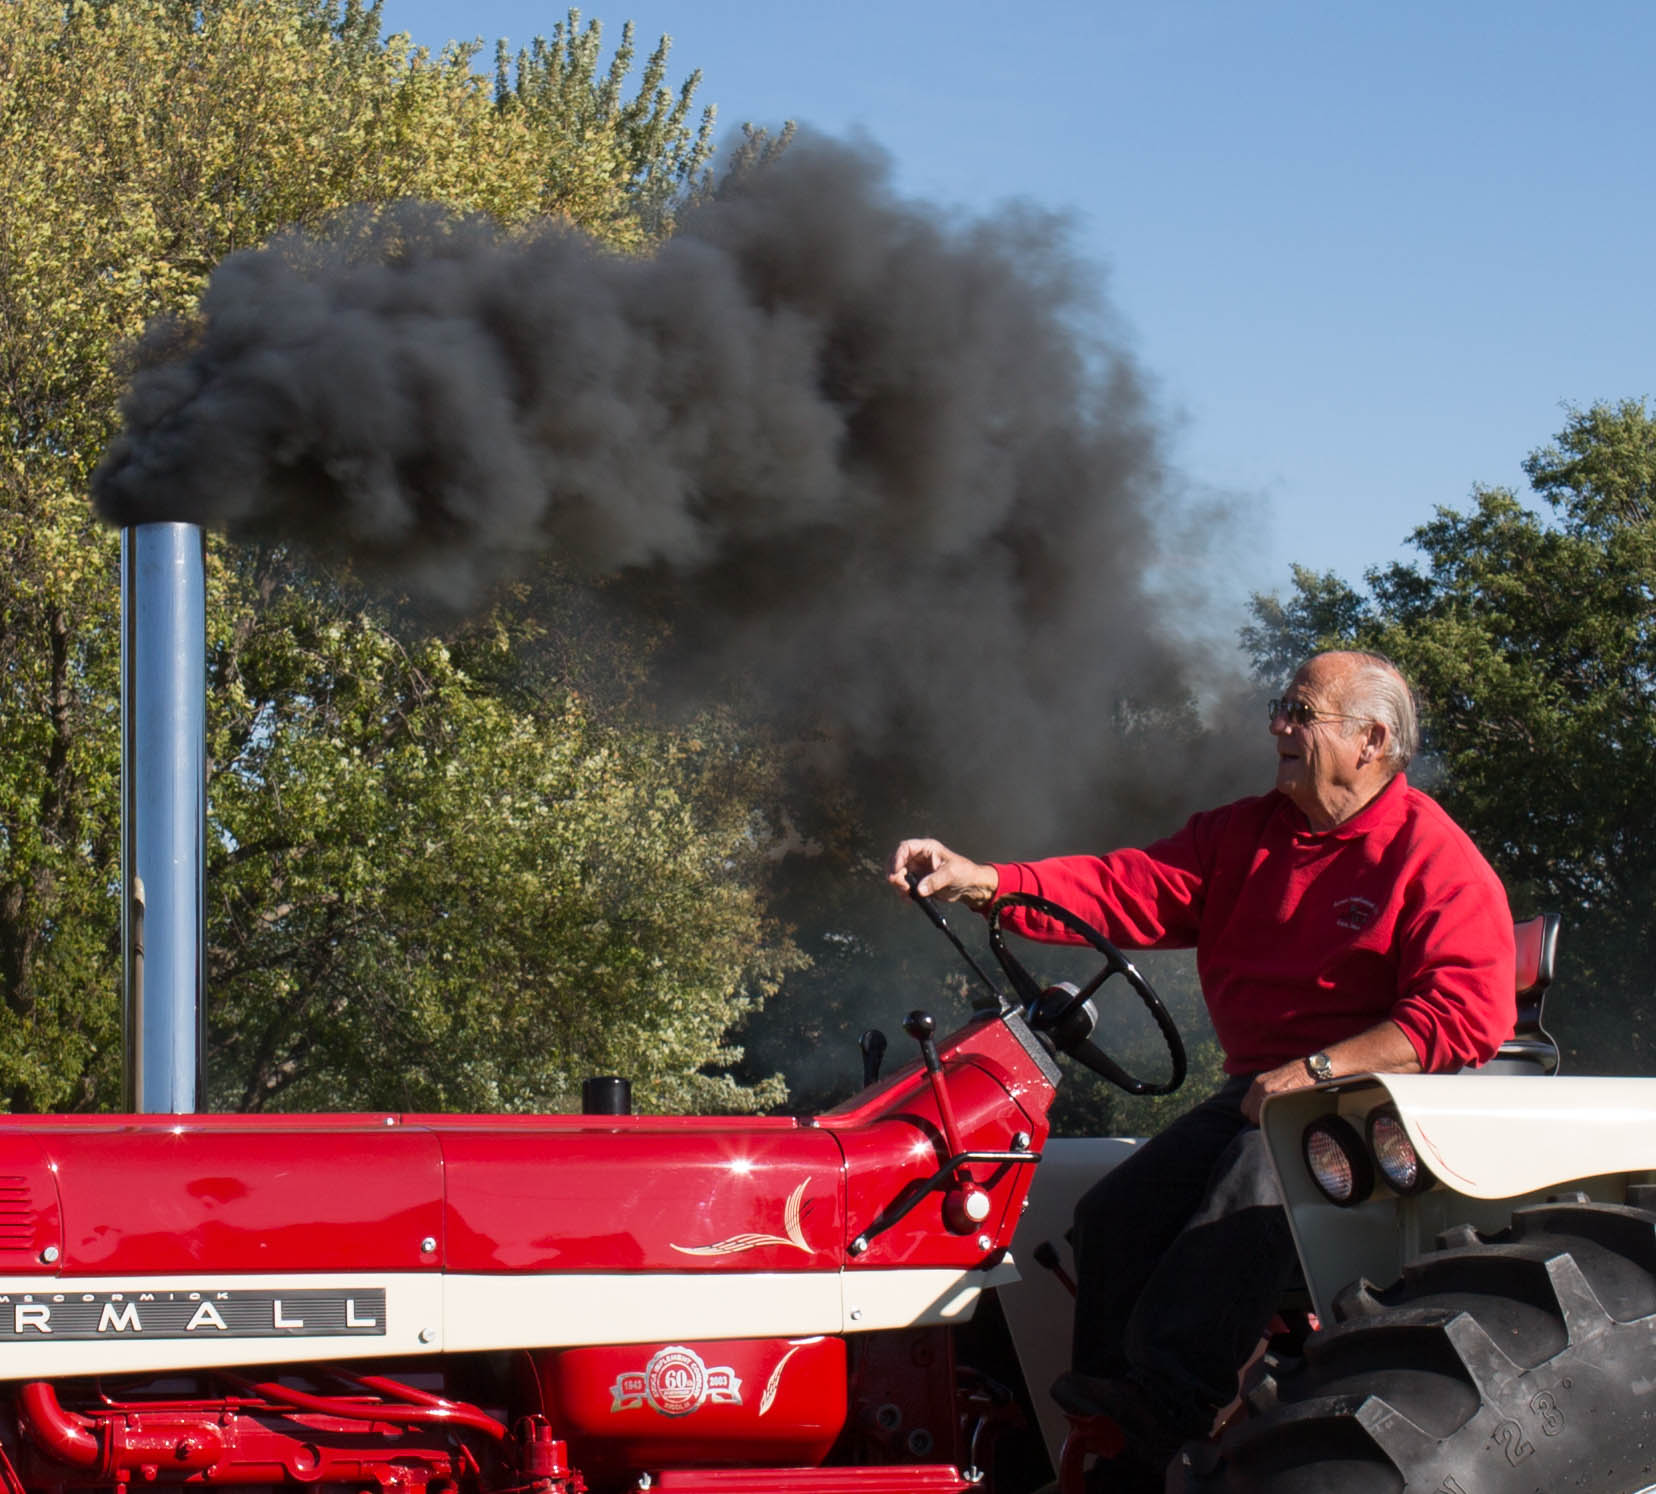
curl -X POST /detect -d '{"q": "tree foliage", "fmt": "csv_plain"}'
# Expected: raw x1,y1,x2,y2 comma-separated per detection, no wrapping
494,10,715,244
204,553,797,1115
1247,400,1656,1075
0,0,791,1114
1239,564,1368,686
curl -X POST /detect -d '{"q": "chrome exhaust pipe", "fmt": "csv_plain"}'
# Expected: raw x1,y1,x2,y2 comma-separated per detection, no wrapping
120,524,206,1113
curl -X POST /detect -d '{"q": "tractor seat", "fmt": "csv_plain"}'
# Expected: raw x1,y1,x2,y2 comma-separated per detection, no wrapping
1471,912,1561,1075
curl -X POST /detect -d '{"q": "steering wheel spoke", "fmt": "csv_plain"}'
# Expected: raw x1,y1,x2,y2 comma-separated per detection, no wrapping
1071,963,1117,1007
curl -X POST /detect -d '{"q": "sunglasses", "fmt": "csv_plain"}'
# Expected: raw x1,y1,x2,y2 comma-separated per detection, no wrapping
1267,698,1371,729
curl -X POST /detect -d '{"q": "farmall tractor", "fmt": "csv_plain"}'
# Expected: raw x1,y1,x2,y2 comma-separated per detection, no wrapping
2,525,1654,1494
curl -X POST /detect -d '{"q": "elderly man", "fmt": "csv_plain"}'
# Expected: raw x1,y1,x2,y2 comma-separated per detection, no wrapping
888,651,1514,1490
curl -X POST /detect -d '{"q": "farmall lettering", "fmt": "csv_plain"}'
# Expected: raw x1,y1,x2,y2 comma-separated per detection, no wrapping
0,1289,386,1340
610,1345,743,1417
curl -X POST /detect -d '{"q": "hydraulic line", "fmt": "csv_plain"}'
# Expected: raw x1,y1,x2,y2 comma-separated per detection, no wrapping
221,1370,510,1441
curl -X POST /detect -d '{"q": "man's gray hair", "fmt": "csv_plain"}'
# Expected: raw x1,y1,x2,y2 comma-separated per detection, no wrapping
1337,651,1419,771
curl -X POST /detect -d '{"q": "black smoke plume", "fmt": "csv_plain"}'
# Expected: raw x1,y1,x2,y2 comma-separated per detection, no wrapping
94,136,1257,862
94,135,1268,1107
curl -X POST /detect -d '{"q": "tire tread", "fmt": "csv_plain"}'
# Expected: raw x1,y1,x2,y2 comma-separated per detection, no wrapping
1188,1195,1656,1493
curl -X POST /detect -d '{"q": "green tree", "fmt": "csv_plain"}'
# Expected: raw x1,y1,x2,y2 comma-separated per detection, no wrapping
0,0,786,1114
205,553,796,1113
494,10,715,244
1239,564,1370,686
1246,400,1656,1075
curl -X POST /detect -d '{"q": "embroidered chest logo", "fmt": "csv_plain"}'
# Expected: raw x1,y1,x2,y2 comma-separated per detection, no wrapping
1334,896,1378,931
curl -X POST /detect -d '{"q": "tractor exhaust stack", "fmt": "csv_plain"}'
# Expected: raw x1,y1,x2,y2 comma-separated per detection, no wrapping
120,522,207,1113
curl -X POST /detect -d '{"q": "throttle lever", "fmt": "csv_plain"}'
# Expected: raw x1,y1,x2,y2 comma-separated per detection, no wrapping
904,1011,962,1146
904,1011,993,1235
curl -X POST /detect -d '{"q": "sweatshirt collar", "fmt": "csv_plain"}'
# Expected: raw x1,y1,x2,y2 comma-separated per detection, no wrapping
1280,772,1409,842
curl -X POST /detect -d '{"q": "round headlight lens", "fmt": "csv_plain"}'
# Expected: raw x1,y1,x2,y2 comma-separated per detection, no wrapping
1368,1105,1436,1196
1302,1115,1373,1207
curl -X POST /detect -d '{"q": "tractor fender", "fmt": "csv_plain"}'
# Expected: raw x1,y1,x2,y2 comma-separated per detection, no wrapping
1261,1072,1656,1322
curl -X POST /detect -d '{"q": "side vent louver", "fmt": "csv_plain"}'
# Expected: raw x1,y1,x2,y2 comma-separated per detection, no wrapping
0,1176,37,1251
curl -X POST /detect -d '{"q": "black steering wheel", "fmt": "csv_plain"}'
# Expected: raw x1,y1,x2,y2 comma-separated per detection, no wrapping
987,892,1186,1097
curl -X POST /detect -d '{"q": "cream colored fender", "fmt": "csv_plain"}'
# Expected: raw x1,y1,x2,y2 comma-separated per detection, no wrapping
1261,1073,1656,1321
996,1137,1139,1473
996,1077,1656,1473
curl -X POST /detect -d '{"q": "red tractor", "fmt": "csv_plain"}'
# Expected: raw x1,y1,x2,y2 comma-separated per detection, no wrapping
19,882,1656,1494
10,525,1655,1494
0,885,1185,1494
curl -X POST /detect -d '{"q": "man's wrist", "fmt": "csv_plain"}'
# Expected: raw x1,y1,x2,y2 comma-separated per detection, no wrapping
961,865,999,911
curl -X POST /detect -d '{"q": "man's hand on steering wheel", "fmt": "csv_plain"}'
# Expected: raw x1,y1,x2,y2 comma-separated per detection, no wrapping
888,838,1000,909
889,838,1187,1099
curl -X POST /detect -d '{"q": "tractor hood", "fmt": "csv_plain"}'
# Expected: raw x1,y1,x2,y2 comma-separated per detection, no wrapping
0,1008,1052,1381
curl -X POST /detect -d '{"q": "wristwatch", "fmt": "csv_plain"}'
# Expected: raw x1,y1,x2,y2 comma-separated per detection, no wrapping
1304,1051,1335,1083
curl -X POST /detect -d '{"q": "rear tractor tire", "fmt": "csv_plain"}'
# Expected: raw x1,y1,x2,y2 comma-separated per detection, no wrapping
1186,1187,1656,1493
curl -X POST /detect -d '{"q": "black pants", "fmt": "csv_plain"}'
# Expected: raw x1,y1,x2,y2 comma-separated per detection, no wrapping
1069,1073,1298,1434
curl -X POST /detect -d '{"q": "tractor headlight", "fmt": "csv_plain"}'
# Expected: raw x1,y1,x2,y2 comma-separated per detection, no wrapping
1367,1104,1436,1196
1302,1115,1373,1207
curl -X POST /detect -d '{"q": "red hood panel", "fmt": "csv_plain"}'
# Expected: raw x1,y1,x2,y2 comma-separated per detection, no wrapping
3,1117,842,1278
0,1012,1054,1282
439,1127,845,1272
45,1126,444,1274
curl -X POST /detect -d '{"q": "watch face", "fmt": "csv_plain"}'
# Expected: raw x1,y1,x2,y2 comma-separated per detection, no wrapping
1308,1053,1333,1081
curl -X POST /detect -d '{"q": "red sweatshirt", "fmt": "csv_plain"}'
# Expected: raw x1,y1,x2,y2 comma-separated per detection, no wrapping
989,775,1515,1075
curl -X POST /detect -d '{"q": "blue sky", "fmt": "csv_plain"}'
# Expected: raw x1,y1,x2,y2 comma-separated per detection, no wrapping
380,0,1655,607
